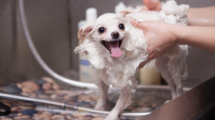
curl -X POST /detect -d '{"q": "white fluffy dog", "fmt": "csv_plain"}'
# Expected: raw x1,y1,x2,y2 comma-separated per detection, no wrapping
75,1,189,119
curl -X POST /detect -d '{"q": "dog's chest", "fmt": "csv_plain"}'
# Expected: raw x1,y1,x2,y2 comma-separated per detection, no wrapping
98,52,143,88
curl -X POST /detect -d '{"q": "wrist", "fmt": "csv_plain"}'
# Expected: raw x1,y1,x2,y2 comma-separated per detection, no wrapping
170,24,186,45
169,24,179,45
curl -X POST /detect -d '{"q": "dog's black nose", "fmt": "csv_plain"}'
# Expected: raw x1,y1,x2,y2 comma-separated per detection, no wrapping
111,32,119,39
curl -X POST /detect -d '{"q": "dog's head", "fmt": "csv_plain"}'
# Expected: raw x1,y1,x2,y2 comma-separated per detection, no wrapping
78,13,129,58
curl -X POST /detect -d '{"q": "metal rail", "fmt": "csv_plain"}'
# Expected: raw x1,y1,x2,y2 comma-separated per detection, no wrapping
0,92,150,117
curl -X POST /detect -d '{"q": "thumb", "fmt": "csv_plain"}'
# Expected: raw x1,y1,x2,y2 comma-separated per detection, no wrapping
130,19,149,31
130,19,153,32
143,0,161,10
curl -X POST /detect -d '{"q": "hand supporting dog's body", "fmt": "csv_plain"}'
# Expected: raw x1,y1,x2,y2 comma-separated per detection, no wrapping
136,0,215,68
75,1,189,120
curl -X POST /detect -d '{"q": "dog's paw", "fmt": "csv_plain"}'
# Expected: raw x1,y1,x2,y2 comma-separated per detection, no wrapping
94,105,105,110
94,98,108,110
104,115,119,120
94,102,106,110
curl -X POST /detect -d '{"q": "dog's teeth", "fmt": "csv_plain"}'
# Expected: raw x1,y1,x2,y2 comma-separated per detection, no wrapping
105,42,108,47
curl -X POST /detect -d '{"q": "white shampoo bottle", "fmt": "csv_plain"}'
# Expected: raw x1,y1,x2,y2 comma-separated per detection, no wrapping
78,8,97,83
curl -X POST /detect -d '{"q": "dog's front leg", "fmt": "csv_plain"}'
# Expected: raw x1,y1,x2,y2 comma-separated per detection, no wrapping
105,85,132,120
95,79,109,110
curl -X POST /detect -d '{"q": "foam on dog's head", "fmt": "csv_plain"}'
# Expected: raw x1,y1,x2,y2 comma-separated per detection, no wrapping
94,13,118,26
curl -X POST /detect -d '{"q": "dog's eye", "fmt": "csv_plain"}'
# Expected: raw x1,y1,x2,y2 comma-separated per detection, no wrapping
119,24,125,30
98,27,106,33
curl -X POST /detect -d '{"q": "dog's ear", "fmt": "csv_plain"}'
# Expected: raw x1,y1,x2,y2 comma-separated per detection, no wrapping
120,10,132,17
120,7,142,17
77,22,94,43
119,7,135,17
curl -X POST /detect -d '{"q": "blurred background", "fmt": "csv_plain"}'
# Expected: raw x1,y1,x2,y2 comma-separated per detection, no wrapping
0,0,215,88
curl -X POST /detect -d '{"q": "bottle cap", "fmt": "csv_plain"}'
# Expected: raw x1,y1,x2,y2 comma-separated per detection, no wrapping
115,2,126,14
86,8,97,22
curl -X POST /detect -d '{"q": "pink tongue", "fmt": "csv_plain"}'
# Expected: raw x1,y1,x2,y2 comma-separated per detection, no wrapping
108,41,123,57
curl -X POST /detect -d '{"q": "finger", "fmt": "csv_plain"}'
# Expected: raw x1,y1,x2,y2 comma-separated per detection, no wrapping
138,51,159,68
130,19,138,26
154,3,161,11
141,6,149,11
130,20,151,31
143,0,161,10
138,61,147,68
130,20,145,30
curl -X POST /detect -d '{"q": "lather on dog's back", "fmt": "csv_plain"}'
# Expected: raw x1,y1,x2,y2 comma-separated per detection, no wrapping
75,1,189,119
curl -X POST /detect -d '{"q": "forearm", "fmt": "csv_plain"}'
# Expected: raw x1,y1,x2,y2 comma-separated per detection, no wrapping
174,25,215,52
187,6,215,26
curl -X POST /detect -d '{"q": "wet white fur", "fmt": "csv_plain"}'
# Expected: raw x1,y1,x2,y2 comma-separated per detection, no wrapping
74,1,189,120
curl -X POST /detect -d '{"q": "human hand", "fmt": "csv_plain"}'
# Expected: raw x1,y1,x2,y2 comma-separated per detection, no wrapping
130,20,178,68
142,0,161,11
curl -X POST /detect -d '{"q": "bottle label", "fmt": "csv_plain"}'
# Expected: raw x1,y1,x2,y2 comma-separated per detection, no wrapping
80,59,90,66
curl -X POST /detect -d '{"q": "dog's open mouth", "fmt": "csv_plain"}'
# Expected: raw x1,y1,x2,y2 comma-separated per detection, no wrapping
101,40,123,57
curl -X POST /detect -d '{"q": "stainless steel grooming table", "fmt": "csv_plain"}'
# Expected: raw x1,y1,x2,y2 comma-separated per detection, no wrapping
140,76,215,120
